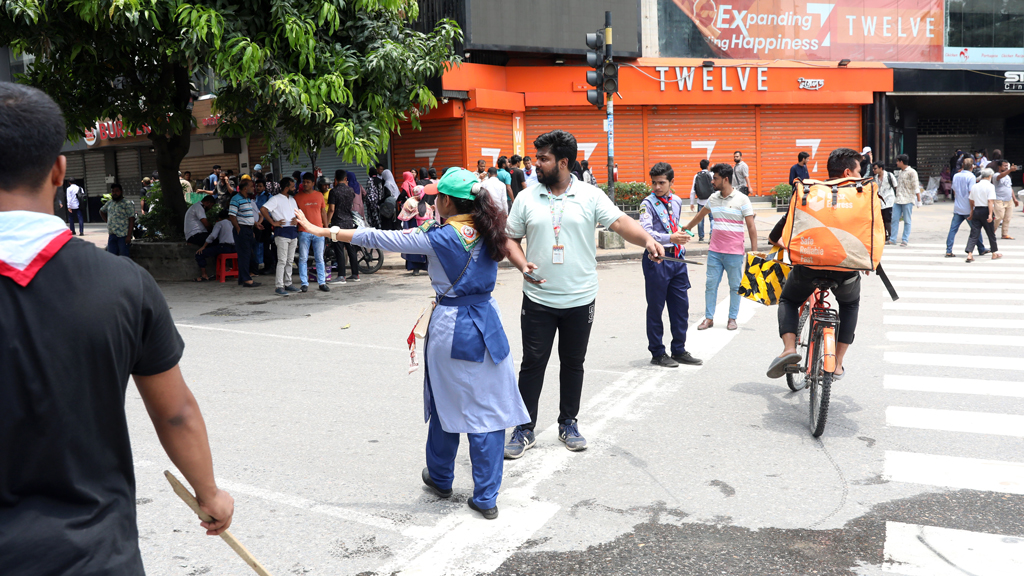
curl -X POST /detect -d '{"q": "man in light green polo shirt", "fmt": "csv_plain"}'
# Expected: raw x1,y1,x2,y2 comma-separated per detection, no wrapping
504,129,664,458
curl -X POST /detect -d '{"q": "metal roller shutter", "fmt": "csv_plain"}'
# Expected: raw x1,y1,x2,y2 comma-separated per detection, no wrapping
759,106,862,191
917,134,973,185
467,111,514,169
84,151,108,197
278,145,368,187
64,153,86,183
391,119,465,174
116,148,142,193
524,106,644,182
646,105,757,193
247,134,271,167
140,148,158,180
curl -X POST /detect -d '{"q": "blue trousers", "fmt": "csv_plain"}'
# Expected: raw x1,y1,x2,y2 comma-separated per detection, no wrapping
106,234,130,257
643,255,690,357
705,251,744,320
946,212,984,254
298,232,326,286
891,203,914,244
68,208,84,235
425,398,504,510
695,203,713,240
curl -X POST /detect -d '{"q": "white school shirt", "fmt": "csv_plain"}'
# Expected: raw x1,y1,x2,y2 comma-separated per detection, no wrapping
262,194,300,223
206,219,235,245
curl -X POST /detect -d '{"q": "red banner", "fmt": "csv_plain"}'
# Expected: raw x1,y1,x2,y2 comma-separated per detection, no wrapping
676,0,944,62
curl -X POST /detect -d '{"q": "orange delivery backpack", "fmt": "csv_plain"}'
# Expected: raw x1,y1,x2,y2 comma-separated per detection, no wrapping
780,177,899,300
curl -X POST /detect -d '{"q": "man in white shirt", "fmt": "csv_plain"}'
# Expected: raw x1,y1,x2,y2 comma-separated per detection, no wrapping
892,154,921,247
872,162,896,241
503,130,663,458
192,213,235,281
688,159,714,242
523,156,539,187
946,157,985,257
184,195,215,246
732,151,750,194
260,177,302,296
992,160,1020,240
65,179,84,235
480,167,510,214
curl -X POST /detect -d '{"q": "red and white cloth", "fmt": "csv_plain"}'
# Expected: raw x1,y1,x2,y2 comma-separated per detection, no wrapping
0,211,72,287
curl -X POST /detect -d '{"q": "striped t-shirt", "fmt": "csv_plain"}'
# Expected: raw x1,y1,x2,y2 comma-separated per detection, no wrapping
706,190,753,255
228,194,258,225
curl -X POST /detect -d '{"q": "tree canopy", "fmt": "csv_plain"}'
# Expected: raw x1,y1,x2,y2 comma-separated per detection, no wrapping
1,0,461,230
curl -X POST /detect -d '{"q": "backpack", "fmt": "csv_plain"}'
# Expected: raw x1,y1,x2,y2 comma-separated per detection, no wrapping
378,195,396,220
694,171,714,200
203,175,215,191
780,177,884,272
75,186,87,205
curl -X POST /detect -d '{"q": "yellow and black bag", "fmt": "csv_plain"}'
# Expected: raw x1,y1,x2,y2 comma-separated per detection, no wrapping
738,248,791,306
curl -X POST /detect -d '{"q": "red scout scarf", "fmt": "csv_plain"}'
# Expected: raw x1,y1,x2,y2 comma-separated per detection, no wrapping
0,211,73,287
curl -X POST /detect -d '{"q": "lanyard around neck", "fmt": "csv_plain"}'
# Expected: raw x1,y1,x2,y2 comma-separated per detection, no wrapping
548,177,573,243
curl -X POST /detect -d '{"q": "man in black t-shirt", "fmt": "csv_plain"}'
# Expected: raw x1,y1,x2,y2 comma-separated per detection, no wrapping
327,181,360,282
509,154,527,199
0,82,234,575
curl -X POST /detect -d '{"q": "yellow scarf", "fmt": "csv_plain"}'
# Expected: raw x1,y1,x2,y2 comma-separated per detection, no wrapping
444,214,479,250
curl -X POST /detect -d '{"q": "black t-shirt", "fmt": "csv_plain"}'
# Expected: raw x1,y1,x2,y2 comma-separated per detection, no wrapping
328,184,356,228
510,168,526,197
1,238,184,575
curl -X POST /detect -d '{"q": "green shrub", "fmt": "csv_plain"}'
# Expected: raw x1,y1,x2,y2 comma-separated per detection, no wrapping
772,183,793,202
137,183,221,239
598,181,652,207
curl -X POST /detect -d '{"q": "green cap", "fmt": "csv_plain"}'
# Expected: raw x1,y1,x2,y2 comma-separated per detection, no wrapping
437,167,482,201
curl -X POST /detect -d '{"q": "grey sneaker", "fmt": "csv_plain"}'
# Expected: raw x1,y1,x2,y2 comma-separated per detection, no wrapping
503,426,536,459
651,354,679,368
558,419,587,451
330,276,347,285
275,288,290,297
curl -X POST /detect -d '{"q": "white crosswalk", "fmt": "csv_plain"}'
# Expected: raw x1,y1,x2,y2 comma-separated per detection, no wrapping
879,267,1024,575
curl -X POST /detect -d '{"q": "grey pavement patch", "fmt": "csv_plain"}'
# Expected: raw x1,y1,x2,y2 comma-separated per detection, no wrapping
490,490,1024,576
329,535,392,560
708,480,736,498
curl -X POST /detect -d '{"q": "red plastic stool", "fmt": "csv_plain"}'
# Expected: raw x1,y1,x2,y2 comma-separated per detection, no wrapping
216,253,239,283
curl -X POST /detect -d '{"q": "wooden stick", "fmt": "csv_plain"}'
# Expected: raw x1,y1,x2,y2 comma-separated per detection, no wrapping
164,470,274,576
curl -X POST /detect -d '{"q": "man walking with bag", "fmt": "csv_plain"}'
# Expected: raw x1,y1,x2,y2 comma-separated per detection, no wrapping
689,159,714,242
640,162,703,368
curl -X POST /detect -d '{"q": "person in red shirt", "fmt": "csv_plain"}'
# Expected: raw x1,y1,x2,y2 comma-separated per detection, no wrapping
295,172,330,292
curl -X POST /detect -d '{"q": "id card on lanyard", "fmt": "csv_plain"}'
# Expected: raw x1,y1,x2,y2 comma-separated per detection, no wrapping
549,184,570,264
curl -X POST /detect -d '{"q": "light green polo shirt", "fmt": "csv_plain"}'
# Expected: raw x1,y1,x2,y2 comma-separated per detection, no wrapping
507,177,624,309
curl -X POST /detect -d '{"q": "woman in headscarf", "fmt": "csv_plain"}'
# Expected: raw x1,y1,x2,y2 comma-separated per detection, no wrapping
380,169,402,230
364,168,383,228
397,185,434,275
398,171,417,209
346,171,365,220
417,168,432,187
293,168,528,520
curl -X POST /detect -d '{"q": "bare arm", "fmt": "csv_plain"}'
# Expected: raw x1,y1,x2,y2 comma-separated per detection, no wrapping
326,203,336,223
745,214,758,252
609,214,665,260
260,206,283,227
294,209,354,242
228,215,239,233
681,206,712,230
200,217,211,231
505,237,544,283
134,365,234,536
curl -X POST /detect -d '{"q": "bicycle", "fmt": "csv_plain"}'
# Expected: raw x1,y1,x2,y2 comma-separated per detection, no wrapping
356,247,384,274
785,278,840,437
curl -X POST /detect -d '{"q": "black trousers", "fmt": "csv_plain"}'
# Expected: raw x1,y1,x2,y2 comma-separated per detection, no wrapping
881,207,892,241
518,295,595,430
186,232,209,247
966,207,999,255
233,225,255,284
778,265,861,345
331,240,360,278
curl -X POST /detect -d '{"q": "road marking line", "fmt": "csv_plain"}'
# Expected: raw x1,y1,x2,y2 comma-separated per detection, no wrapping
885,351,1024,371
176,323,405,351
884,302,1024,314
884,374,1024,398
883,451,1024,495
884,316,1024,330
889,291,1024,301
883,521,1024,576
887,331,1024,347
891,243,1024,250
883,255,1022,263
886,271,1024,280
888,263,1024,272
886,406,1024,438
884,280,1022,290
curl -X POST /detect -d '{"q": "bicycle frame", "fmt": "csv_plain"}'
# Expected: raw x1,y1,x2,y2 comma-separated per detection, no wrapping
801,289,839,377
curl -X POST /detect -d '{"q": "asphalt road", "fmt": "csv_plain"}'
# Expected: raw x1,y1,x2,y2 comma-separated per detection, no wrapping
125,201,1024,576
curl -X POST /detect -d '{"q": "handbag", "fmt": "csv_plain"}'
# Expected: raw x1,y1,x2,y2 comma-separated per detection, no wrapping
738,248,791,306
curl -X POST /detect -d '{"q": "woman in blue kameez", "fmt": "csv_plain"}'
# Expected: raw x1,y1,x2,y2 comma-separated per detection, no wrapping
293,168,529,520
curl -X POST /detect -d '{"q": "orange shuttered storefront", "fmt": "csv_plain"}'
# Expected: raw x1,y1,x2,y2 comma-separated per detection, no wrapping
646,105,757,189
466,110,516,168
757,106,863,188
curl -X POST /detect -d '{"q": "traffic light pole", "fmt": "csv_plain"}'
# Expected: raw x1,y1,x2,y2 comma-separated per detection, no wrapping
604,11,615,204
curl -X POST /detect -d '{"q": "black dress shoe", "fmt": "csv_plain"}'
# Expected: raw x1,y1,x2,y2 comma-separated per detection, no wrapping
650,354,679,368
672,351,703,366
468,499,499,520
242,281,261,288
421,468,452,498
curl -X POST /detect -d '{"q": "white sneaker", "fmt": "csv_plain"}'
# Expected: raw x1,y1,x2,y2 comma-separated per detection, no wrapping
330,277,347,285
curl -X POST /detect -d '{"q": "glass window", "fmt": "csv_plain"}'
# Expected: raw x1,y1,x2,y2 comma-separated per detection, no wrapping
947,0,1024,48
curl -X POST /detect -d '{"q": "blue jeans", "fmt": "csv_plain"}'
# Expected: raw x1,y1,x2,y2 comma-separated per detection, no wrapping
891,203,914,244
705,251,744,320
68,208,84,235
696,203,713,240
946,212,984,254
106,234,130,257
298,232,325,286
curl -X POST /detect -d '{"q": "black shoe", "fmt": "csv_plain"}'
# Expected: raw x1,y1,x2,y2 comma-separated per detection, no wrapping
651,354,679,368
672,351,703,365
319,284,330,292
242,281,261,288
468,499,499,520
421,467,452,498
300,285,308,293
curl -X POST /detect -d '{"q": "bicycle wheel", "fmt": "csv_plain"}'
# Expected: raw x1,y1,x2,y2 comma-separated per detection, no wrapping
808,327,833,437
358,248,384,274
786,306,812,392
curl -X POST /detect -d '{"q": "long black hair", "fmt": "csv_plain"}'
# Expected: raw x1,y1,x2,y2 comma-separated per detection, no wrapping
442,190,510,262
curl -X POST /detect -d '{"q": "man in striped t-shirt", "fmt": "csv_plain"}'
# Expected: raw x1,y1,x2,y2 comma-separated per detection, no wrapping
683,163,757,331
228,178,263,287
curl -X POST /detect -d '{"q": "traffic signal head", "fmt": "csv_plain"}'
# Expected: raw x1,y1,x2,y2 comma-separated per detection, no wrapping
601,62,618,93
586,32,604,51
587,89,605,108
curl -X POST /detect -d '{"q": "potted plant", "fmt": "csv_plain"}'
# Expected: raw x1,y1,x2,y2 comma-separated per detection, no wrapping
772,183,793,212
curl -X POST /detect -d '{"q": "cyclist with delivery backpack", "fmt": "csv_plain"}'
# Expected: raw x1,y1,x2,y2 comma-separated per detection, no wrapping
765,147,897,382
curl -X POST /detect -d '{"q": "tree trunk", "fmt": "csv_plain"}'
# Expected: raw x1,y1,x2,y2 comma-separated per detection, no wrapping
150,128,191,234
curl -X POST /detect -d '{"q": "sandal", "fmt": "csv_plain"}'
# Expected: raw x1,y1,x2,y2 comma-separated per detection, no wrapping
193,276,210,282
966,257,974,263
992,252,1003,260
1002,236,1015,240
944,253,954,258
